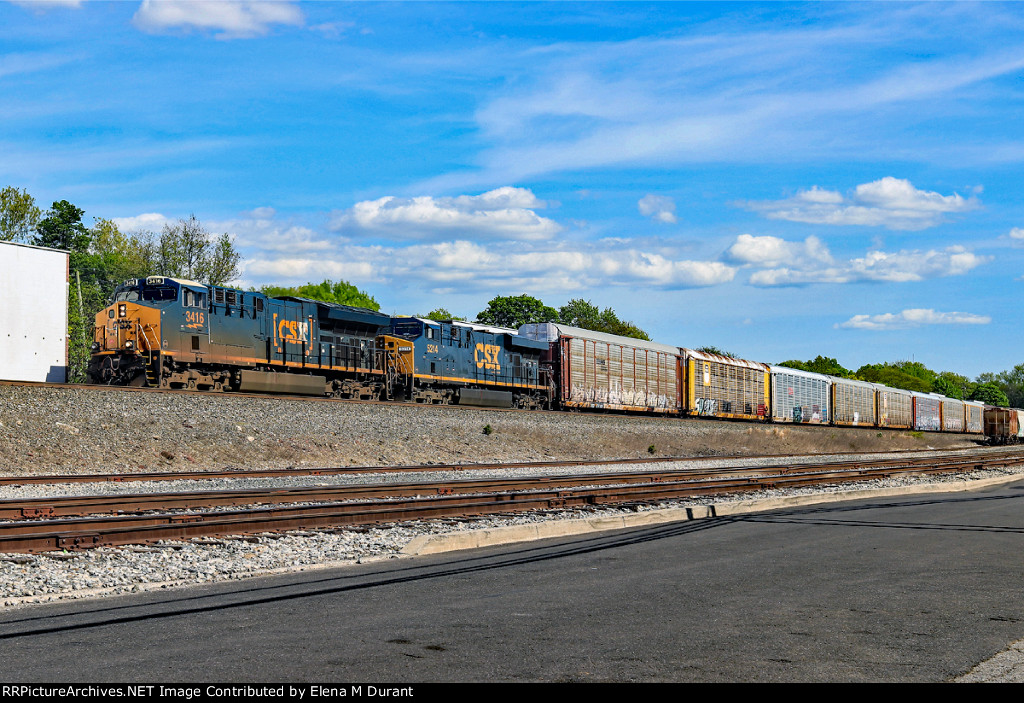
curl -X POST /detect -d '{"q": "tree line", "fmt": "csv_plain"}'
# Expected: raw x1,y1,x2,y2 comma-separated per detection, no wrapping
778,356,1014,407
420,294,651,341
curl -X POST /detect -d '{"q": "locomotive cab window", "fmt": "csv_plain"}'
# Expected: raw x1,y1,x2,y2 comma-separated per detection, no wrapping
182,289,206,308
141,286,176,302
114,288,140,302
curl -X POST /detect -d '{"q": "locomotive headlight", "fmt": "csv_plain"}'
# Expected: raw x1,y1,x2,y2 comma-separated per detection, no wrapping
90,342,100,352
124,340,134,350
118,304,127,318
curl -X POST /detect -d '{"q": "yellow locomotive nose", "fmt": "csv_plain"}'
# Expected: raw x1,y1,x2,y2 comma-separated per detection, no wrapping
95,301,161,353
89,300,163,385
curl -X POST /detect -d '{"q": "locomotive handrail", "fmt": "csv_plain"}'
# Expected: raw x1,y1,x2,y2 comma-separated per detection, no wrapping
137,322,158,352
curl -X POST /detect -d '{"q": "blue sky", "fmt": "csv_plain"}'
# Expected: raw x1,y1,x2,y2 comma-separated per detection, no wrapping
3,1,1024,377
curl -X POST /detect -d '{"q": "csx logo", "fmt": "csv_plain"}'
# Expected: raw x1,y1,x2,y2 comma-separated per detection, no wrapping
278,320,309,343
475,343,501,371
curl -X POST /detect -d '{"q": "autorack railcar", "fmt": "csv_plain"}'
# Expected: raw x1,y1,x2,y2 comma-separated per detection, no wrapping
769,365,830,424
830,376,877,427
941,397,965,433
519,323,682,414
965,401,984,434
683,349,769,421
912,392,942,432
874,384,914,430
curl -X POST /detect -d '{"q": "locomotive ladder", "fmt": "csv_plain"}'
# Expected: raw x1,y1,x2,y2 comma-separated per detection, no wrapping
136,323,161,387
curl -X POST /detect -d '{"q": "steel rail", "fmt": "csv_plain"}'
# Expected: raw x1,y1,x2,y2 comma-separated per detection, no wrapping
1,446,1017,487
2,453,1022,553
1,451,1020,520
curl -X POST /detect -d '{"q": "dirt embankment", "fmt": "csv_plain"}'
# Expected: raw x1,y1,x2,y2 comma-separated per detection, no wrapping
0,384,980,476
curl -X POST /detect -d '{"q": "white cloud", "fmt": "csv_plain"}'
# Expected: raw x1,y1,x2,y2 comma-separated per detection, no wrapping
741,177,980,231
245,257,376,281
111,212,171,232
330,187,563,241
726,234,833,268
9,0,83,9
836,309,991,330
1008,227,1024,240
728,234,989,286
245,206,276,220
132,0,304,39
638,194,678,224
243,237,735,293
207,213,333,255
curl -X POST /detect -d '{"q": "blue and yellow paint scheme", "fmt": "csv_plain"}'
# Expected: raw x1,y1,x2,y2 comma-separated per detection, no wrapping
388,317,550,408
89,277,392,396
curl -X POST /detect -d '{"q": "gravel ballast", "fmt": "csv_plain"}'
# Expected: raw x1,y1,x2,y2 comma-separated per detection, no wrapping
0,383,977,476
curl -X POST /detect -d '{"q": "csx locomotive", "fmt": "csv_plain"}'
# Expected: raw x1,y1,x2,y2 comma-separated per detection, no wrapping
89,276,549,409
89,276,1009,440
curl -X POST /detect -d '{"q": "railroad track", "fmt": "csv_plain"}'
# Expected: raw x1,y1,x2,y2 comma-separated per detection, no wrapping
0,446,1011,486
2,450,1022,554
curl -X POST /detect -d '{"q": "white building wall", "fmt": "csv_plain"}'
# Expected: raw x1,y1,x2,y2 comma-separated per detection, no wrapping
0,242,69,382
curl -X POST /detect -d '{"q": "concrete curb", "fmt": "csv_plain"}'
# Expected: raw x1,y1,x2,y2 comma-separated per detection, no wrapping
401,472,1024,556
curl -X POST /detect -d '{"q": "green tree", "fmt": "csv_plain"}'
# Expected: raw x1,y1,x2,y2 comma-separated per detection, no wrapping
889,360,936,388
933,371,973,400
970,382,1010,407
558,298,603,330
418,308,466,321
476,294,559,329
556,298,650,340
0,186,41,242
33,200,90,252
260,279,380,311
155,215,240,285
206,232,243,287
697,346,735,358
986,363,1024,408
31,201,101,382
856,363,931,392
778,356,854,378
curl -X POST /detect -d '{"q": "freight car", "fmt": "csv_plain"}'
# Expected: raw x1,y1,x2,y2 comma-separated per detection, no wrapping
912,392,943,432
831,377,877,427
684,349,769,421
769,365,830,424
88,276,998,439
518,323,681,414
874,384,913,429
965,400,984,434
983,407,1024,444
